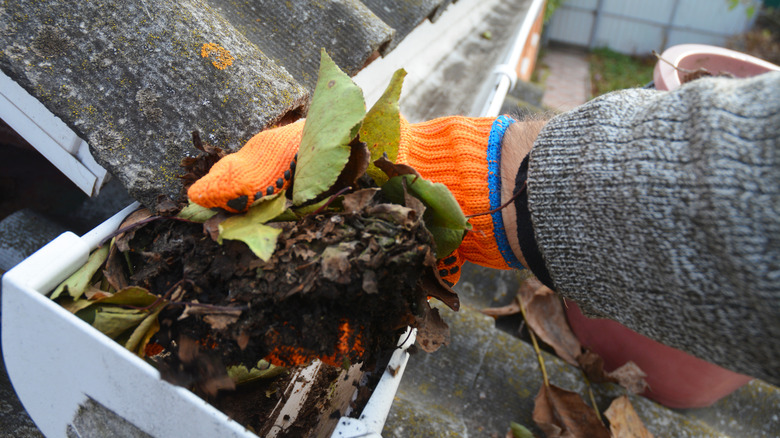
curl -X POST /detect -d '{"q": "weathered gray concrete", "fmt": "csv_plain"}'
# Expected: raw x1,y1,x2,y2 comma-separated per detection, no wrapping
0,209,67,272
382,263,780,437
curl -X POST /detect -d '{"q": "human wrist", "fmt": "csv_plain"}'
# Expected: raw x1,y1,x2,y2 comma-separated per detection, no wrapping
500,119,547,269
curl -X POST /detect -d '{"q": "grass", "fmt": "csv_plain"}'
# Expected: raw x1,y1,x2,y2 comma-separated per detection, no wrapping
588,47,655,97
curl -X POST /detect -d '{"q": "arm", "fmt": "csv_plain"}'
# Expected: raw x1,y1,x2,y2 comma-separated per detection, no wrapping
501,72,780,385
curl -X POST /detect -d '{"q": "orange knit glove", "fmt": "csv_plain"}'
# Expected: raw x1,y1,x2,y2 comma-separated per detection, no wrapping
188,115,523,285
188,120,303,212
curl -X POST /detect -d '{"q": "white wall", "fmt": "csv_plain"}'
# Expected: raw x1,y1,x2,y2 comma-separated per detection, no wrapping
546,0,760,55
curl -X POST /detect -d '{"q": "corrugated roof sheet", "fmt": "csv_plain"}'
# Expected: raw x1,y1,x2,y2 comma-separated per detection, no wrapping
0,0,459,208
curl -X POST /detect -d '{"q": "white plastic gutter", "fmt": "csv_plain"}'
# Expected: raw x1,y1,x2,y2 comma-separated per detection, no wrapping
478,0,546,117
0,69,109,196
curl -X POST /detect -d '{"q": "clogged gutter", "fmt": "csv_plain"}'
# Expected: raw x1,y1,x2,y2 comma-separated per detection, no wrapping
44,51,467,436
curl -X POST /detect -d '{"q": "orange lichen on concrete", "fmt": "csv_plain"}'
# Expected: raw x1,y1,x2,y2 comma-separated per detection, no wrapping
201,42,234,70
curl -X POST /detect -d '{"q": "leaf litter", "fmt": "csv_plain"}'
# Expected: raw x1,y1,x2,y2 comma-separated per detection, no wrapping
482,276,653,437
47,50,470,436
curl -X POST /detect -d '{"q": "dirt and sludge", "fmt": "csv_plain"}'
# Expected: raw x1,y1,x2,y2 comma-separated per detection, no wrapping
108,184,456,436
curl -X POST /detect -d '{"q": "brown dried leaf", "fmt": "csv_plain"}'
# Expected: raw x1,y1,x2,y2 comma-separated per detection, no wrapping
115,208,153,252
519,279,581,366
578,350,648,394
342,188,380,212
533,384,610,438
480,301,521,317
173,336,235,396
367,203,418,229
415,306,450,353
179,130,226,191
155,195,180,216
419,250,460,311
203,210,228,242
337,137,370,189
103,244,129,291
321,245,352,284
374,155,420,179
236,332,250,350
608,362,648,395
84,285,112,300
604,396,654,438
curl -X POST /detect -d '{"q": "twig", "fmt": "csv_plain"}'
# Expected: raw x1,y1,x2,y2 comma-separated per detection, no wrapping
166,301,249,312
652,50,700,75
582,372,603,422
312,186,352,215
518,295,549,387
98,215,199,248
466,182,526,219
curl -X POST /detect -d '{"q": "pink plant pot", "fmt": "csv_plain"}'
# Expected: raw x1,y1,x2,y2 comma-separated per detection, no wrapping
653,43,780,91
566,302,752,409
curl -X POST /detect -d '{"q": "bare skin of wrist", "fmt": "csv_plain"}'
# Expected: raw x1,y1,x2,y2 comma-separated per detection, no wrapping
500,120,547,269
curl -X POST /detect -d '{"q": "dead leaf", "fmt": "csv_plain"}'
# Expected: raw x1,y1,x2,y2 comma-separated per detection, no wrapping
236,332,250,350
125,304,165,355
609,361,648,395
333,137,370,191
374,155,420,180
202,309,243,331
203,211,227,241
604,396,654,438
84,285,112,300
480,301,521,317
342,188,380,213
578,350,648,394
155,195,180,216
367,203,418,229
533,384,610,438
179,130,226,191
50,245,110,300
415,306,450,353
321,245,352,284
178,336,200,362
103,243,129,291
115,208,153,252
419,250,460,311
519,279,581,366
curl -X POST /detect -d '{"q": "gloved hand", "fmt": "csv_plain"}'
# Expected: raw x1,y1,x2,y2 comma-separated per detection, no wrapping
188,115,524,285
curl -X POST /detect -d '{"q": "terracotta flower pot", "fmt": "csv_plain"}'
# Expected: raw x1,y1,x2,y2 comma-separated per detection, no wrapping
566,302,751,408
653,43,780,91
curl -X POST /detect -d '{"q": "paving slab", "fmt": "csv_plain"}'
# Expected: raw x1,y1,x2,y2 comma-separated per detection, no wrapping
539,46,591,111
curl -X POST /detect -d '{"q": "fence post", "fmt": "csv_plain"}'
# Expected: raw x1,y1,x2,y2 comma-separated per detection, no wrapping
588,0,606,49
661,0,682,52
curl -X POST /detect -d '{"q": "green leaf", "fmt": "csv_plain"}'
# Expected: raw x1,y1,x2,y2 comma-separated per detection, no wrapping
94,286,160,307
293,49,366,205
125,304,164,355
361,69,406,185
218,193,286,260
382,175,470,258
91,307,151,339
178,200,217,223
509,422,534,438
227,360,287,385
51,245,110,300
67,286,160,314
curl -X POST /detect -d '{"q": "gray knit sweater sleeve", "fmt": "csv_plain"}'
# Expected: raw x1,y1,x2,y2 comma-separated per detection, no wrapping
527,72,780,385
